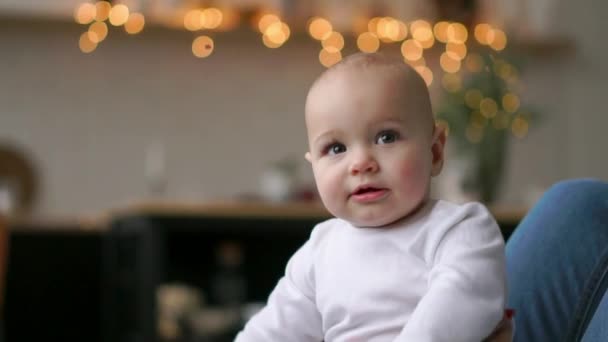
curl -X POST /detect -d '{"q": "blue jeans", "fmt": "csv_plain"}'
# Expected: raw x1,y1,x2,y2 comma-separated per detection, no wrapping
506,179,608,342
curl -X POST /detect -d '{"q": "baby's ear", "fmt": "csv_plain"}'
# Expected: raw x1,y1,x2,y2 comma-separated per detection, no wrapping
304,152,312,163
430,125,447,176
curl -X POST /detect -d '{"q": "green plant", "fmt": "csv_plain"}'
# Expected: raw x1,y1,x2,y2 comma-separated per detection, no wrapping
435,51,537,203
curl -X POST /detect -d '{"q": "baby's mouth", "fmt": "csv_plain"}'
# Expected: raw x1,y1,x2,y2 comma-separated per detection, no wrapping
353,187,381,195
350,186,389,202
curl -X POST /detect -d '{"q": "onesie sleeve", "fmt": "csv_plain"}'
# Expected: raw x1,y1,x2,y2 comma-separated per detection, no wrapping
235,233,323,342
395,203,507,342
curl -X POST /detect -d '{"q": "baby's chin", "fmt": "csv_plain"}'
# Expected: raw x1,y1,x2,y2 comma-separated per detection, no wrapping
338,204,427,228
340,212,407,229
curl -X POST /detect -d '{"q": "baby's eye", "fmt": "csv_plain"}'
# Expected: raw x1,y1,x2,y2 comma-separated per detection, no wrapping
376,130,400,144
325,143,346,155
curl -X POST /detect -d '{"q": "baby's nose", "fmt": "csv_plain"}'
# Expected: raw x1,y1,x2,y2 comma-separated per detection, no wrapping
349,150,379,175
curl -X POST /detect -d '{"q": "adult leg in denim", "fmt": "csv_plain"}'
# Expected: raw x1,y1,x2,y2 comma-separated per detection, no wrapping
506,179,608,342
582,290,608,341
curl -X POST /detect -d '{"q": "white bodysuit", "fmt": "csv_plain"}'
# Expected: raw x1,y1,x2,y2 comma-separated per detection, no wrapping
236,200,507,341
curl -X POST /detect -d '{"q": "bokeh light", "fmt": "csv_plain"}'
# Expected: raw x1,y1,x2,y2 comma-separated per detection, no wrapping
319,49,342,68
440,52,461,73
433,21,450,43
125,13,145,34
201,8,223,29
357,32,380,53
88,21,108,42
109,4,129,26
79,31,98,53
480,98,498,118
95,1,111,22
446,22,468,43
474,23,492,45
322,31,344,53
75,3,96,24
401,39,423,61
258,14,280,33
446,42,467,60
192,35,214,58
502,93,520,113
308,17,332,40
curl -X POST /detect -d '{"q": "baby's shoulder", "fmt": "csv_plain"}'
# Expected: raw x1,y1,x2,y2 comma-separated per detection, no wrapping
429,200,495,225
427,200,501,242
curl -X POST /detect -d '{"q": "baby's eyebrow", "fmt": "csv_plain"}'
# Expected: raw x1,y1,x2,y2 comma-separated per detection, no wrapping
312,130,340,145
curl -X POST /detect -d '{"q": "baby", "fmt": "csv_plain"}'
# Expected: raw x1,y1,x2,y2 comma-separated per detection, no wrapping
236,52,507,341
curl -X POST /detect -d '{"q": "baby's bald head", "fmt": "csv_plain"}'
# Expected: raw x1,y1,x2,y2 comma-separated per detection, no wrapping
305,52,435,135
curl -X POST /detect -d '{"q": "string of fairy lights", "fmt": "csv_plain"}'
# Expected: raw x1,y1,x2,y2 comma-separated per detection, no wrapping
73,1,529,141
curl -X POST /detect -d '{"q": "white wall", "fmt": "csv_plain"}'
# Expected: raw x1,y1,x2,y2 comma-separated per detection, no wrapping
1,0,607,216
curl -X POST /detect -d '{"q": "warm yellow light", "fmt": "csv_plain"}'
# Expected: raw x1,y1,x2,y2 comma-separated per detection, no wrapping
502,93,520,113
88,21,108,42
465,53,484,73
480,98,498,118
258,14,280,33
446,42,467,60
411,20,434,48
410,20,430,35
401,39,423,61
442,73,462,93
184,10,202,31
414,66,433,86
367,17,381,34
447,22,468,43
264,21,290,46
357,32,380,53
433,21,450,43
489,29,507,51
376,17,404,42
262,34,282,48
79,31,97,53
322,31,344,53
319,49,342,68
511,116,529,138
124,12,145,34
192,35,214,58
474,23,492,44
465,89,483,109
393,20,408,41
440,52,461,73
201,8,223,29
308,17,332,40
75,3,96,24
109,4,129,26
95,1,111,22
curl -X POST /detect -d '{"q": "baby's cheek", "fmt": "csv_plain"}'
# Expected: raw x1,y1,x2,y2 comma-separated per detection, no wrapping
398,158,430,194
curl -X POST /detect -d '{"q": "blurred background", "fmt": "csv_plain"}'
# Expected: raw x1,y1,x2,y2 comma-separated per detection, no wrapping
0,0,606,341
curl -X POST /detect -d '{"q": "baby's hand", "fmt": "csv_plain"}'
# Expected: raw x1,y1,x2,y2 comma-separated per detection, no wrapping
483,309,514,342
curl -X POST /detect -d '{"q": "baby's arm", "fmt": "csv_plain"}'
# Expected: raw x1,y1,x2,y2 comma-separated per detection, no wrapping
235,239,323,342
396,204,507,342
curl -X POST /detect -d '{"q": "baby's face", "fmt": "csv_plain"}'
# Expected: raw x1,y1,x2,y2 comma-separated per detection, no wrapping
305,69,445,227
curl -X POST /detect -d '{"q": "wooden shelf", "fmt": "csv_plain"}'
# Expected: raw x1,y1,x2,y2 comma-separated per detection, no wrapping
8,200,528,232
